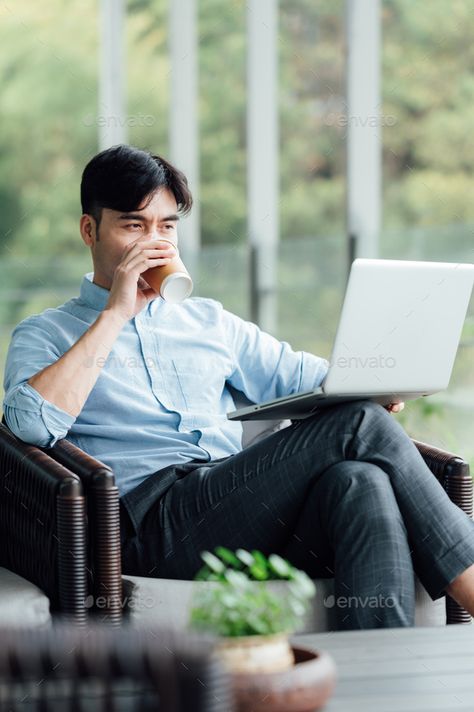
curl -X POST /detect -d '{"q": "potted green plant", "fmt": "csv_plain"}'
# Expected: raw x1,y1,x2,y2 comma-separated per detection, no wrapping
190,548,337,711
190,547,316,675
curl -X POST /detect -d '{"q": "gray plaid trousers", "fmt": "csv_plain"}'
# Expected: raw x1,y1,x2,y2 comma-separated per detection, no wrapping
120,400,474,629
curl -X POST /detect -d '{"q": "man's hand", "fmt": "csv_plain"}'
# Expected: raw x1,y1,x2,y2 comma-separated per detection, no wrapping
106,238,177,322
385,402,405,414
27,239,177,418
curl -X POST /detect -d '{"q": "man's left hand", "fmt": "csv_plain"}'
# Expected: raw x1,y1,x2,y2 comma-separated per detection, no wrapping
385,402,405,414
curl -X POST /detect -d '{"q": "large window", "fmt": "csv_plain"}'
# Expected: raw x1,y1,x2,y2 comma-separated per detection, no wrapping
0,0,97,377
381,0,474,463
0,1,471,467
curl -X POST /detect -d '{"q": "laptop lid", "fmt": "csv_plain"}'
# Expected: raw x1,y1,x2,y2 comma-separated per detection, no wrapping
323,259,474,396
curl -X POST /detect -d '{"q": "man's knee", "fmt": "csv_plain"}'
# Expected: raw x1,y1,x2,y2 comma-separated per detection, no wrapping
320,461,406,537
337,399,409,455
309,399,403,440
344,399,396,427
321,460,398,514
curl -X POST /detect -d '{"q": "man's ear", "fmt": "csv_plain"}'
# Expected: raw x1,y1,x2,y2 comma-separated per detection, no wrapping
80,214,97,247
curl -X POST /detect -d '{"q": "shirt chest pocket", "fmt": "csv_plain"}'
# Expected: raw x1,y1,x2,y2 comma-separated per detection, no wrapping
165,356,228,413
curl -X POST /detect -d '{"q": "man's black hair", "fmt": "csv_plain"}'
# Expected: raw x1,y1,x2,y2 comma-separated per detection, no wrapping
80,145,193,226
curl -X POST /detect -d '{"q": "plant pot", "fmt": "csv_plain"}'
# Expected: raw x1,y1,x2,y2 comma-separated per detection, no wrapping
231,645,337,712
216,632,295,674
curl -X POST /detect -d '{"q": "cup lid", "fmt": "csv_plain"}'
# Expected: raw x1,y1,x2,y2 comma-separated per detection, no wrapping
160,272,193,303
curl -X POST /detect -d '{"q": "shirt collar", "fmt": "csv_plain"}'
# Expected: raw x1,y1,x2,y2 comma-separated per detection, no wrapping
79,272,163,316
79,273,111,311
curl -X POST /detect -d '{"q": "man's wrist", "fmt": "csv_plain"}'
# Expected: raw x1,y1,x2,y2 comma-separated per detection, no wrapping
101,307,129,330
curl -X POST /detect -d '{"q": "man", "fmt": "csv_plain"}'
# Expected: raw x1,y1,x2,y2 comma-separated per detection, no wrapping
3,145,474,629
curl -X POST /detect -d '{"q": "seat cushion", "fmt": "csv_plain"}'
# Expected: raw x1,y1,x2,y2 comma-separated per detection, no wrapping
234,386,291,449
122,575,445,632
241,416,291,448
0,567,51,627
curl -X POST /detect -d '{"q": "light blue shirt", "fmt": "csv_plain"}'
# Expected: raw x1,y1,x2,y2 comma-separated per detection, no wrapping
3,273,328,496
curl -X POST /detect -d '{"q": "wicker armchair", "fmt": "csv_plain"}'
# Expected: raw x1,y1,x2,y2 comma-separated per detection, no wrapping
0,421,122,625
0,622,232,711
0,421,472,626
0,424,88,624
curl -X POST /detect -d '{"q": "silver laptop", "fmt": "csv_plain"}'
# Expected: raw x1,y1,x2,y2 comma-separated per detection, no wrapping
228,258,474,422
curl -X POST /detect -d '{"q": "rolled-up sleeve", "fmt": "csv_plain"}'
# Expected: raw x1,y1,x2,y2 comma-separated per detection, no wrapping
222,308,329,403
2,317,76,447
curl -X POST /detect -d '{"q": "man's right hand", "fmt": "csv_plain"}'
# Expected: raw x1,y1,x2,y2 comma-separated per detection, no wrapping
27,238,177,418
106,238,177,322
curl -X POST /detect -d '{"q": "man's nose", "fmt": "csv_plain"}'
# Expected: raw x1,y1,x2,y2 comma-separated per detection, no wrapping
146,229,176,248
145,229,165,243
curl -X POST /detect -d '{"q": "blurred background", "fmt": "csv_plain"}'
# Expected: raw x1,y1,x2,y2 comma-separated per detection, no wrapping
0,0,472,465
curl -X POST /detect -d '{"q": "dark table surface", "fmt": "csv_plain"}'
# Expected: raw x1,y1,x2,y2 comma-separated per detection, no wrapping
293,623,474,711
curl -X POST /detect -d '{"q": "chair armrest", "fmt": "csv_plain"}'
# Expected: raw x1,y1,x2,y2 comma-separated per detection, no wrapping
413,438,473,625
0,424,87,623
47,439,123,625
413,439,473,517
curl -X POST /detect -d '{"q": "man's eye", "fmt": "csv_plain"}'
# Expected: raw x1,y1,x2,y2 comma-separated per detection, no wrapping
126,223,142,230
164,224,176,230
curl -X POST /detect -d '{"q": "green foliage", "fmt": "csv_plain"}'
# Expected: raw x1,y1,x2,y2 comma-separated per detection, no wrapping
382,0,474,229
3,0,474,248
0,0,98,258
190,548,316,638
0,1,473,469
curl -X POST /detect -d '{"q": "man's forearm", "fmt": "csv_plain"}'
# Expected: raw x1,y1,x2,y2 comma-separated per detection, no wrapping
28,309,127,417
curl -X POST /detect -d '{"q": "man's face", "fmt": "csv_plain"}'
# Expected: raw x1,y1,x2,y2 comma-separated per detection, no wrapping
80,188,179,289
